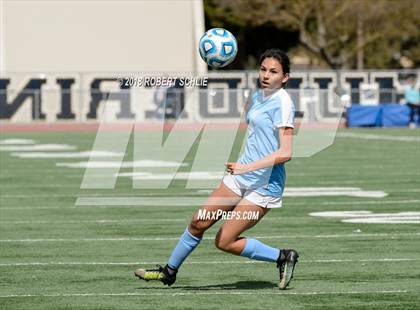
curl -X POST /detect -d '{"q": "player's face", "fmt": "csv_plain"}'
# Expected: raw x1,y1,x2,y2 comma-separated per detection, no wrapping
259,57,289,90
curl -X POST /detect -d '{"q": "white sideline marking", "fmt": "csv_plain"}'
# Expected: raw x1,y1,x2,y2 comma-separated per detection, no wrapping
11,151,123,159
0,258,417,267
0,290,411,298
0,139,35,145
75,197,205,206
0,192,205,198
0,217,308,225
320,199,419,205
0,219,188,224
283,187,387,198
74,187,388,206
2,214,420,225
0,232,419,243
119,171,224,180
56,160,188,168
310,211,420,218
0,215,417,225
310,211,420,224
0,144,76,151
343,218,420,224
318,181,420,189
335,132,420,142
1,199,418,210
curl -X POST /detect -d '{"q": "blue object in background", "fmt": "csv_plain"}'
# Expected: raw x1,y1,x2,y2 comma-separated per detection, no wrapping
382,104,411,127
347,104,412,128
347,105,382,127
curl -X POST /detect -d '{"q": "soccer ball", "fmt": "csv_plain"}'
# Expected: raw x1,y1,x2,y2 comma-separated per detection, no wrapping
198,28,238,68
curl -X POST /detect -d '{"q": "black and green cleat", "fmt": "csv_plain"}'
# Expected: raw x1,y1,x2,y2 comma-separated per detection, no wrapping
134,264,177,286
277,249,299,290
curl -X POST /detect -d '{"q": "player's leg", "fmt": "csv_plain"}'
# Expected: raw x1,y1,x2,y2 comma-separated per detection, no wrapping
408,103,415,125
414,105,420,127
165,182,242,270
214,198,298,290
134,181,242,285
214,199,274,258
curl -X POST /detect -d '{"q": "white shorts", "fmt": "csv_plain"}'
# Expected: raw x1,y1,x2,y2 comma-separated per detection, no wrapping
222,174,283,209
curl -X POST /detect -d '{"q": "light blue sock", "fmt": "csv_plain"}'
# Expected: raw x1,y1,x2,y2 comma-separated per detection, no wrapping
168,228,202,269
240,238,280,262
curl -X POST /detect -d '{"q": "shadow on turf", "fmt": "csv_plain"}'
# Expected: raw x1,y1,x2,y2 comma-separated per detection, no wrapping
180,281,278,290
136,281,278,290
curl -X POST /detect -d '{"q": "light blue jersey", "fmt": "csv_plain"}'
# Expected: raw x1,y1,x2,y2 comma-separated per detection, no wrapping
235,88,295,197
405,86,420,105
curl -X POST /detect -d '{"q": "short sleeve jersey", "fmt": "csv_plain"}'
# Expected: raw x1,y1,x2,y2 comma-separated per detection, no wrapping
404,86,420,105
235,88,295,197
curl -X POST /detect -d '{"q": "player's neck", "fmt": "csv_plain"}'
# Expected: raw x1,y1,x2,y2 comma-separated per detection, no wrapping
262,87,282,99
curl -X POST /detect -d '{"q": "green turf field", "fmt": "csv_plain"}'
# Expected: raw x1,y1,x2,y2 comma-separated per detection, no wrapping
0,128,419,309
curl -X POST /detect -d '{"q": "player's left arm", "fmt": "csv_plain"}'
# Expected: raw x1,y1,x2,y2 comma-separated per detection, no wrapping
225,127,293,174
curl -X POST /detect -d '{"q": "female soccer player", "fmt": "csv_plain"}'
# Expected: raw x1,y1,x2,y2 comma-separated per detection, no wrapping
135,49,299,290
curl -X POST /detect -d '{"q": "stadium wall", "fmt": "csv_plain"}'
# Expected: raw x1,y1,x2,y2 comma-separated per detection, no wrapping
0,70,418,123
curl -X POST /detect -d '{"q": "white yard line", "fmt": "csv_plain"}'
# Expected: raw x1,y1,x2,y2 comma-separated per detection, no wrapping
2,189,406,200
0,199,418,210
0,139,36,145
0,219,188,224
0,290,412,298
320,199,419,205
0,217,300,225
75,197,208,206
0,232,419,243
309,211,420,224
0,193,206,199
0,258,417,267
0,213,418,224
75,193,395,206
11,151,123,159
0,144,76,151
335,132,420,142
56,160,188,168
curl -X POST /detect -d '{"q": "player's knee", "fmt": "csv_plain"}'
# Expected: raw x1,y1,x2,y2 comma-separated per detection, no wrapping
214,234,234,252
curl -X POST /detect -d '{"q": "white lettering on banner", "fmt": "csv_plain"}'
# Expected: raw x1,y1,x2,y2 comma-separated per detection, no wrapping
1,71,415,122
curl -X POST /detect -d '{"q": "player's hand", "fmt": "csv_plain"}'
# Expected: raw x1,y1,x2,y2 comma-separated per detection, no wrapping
224,162,250,175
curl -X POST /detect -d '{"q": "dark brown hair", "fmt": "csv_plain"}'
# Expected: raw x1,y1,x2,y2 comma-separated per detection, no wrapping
259,48,290,75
